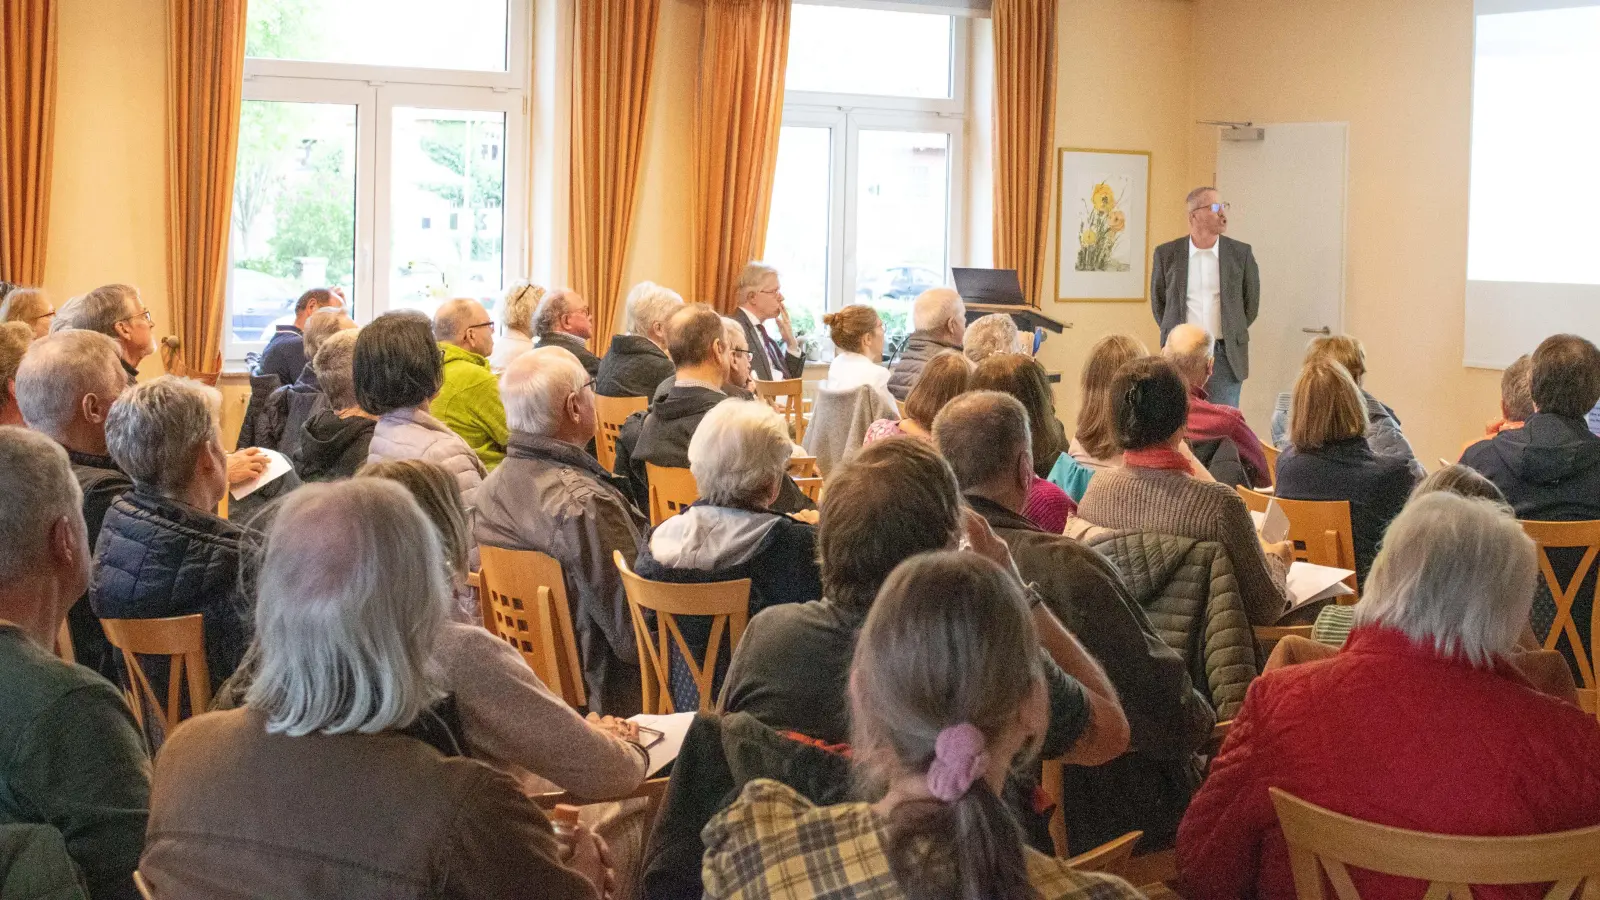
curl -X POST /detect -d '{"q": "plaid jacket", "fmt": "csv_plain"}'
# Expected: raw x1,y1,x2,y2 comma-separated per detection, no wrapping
702,779,1147,900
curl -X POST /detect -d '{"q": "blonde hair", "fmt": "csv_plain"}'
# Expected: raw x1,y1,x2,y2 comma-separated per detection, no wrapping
1305,334,1366,384
1288,358,1367,451
358,459,472,581
822,304,881,355
501,281,546,337
1075,334,1147,460
0,287,50,326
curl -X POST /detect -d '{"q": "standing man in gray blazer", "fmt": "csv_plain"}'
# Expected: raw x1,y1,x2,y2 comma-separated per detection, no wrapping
1151,186,1260,407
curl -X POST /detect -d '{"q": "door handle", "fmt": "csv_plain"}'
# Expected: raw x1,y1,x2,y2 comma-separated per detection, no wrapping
1301,326,1331,335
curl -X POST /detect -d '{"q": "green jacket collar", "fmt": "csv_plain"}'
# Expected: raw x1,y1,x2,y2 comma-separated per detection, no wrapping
439,341,489,370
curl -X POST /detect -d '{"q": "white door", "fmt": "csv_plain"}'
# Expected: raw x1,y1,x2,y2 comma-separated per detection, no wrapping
1216,122,1348,437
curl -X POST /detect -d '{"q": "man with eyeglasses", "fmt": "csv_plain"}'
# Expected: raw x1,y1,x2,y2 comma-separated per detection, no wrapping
734,262,806,381
74,283,159,386
1151,187,1261,408
432,296,510,470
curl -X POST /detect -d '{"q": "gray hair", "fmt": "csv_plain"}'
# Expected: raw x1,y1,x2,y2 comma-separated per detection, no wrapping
50,296,83,333
501,281,546,337
932,391,1032,491
432,297,483,344
911,287,963,333
77,284,141,337
303,308,355,361
1352,492,1536,668
1162,323,1215,387
313,329,361,411
1186,185,1217,210
502,346,588,436
963,313,1020,363
721,316,748,350
626,281,685,338
245,479,449,736
105,376,221,496
0,427,84,583
734,262,778,304
532,288,580,338
16,330,127,442
688,399,791,507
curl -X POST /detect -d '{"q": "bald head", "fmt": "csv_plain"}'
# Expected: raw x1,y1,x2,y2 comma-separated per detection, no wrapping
911,287,966,344
434,298,493,357
1162,323,1214,389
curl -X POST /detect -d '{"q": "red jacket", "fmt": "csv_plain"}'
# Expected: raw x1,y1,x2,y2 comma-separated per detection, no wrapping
1178,626,1600,900
1187,385,1272,488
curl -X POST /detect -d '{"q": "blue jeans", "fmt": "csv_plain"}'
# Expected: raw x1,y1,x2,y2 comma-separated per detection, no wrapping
1206,340,1243,408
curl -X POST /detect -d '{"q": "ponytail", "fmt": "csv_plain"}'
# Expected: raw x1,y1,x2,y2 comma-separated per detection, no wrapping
884,785,1032,900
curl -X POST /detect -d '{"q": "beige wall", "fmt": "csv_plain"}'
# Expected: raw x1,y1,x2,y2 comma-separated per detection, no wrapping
1188,0,1493,466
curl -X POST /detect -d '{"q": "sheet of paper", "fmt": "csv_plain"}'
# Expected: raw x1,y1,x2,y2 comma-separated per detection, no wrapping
1286,560,1356,610
1261,498,1290,544
229,448,293,500
628,711,695,777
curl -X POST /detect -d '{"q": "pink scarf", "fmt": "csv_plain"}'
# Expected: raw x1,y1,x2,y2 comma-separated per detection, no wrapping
1124,444,1196,474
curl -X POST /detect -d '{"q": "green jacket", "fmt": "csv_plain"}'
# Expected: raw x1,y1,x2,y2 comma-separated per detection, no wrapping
434,341,510,471
0,627,149,900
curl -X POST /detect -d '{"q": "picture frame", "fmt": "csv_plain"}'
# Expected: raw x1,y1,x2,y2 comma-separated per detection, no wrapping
1054,148,1152,303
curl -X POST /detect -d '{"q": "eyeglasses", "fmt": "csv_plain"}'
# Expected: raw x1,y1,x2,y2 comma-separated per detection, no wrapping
730,348,754,358
1190,202,1230,214
466,321,494,332
755,288,782,296
117,309,153,325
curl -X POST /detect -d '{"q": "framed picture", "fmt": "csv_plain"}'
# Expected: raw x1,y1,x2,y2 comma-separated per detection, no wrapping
1054,148,1152,302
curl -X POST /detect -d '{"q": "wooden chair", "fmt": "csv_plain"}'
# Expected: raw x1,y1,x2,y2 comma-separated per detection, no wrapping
1066,830,1143,875
1518,519,1600,715
134,870,156,900
1260,439,1281,487
794,476,823,504
100,615,211,734
615,550,751,714
1238,486,1359,598
594,394,649,473
478,545,588,709
1270,787,1600,899
1255,624,1315,657
755,378,808,443
786,455,819,479
645,462,699,527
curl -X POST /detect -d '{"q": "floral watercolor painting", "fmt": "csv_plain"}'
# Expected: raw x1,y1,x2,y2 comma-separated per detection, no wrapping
1076,177,1133,273
1056,149,1150,302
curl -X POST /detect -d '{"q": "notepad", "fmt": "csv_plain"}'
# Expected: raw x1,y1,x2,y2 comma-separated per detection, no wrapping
228,448,294,500
628,711,695,777
1286,560,1356,611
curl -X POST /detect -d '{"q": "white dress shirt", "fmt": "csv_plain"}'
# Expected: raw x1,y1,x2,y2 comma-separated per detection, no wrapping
1186,238,1223,337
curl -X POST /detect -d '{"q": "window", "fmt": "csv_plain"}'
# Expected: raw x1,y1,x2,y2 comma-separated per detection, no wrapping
227,0,527,362
765,3,968,353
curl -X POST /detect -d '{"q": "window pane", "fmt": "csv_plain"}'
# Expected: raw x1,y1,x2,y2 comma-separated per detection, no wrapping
247,0,508,72
229,100,357,346
763,126,833,353
786,6,951,98
855,130,950,342
389,108,507,318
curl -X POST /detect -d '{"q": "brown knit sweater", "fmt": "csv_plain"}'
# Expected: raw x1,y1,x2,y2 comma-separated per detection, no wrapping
1073,465,1289,625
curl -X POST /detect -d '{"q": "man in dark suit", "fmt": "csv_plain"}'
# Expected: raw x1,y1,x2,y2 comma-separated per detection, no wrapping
1150,187,1260,407
733,262,806,381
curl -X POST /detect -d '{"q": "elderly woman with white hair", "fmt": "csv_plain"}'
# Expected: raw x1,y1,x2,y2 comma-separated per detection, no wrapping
1179,491,1600,900
597,281,684,398
138,478,607,899
489,280,545,374
633,399,822,710
963,311,1022,364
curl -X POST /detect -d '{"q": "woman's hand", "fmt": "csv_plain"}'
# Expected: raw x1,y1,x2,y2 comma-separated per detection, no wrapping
1260,537,1294,564
585,712,640,745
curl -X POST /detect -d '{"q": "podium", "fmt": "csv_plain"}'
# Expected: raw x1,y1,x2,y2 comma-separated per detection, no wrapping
953,268,1068,382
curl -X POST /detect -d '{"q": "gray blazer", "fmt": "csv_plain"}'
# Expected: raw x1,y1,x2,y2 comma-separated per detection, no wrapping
1150,235,1260,379
736,309,805,381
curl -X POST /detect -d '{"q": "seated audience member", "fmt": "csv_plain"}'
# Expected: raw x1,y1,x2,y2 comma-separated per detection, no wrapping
935,392,1215,852
357,310,486,508
1463,334,1600,520
260,307,356,458
821,304,897,410
963,311,1021,364
971,353,1076,532
92,377,253,693
432,297,510,470
734,262,805,381
1070,334,1147,472
1480,353,1534,443
1179,492,1600,900
533,287,601,376
138,479,606,899
256,287,344,386
74,283,156,385
865,350,971,444
362,458,648,797
719,437,1129,766
633,400,822,709
0,428,150,900
704,552,1144,900
0,321,31,425
1163,324,1271,487
50,295,82,333
1271,334,1423,478
476,347,647,715
292,330,374,481
1,286,54,338
16,331,134,676
887,287,965,401
1074,357,1291,625
597,281,683,398
719,316,757,399
489,280,544,374
1275,357,1412,587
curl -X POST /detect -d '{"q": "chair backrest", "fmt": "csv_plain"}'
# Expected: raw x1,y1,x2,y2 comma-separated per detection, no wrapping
645,462,699,527
99,615,211,734
794,476,823,504
786,455,819,479
1518,519,1600,713
1254,624,1314,657
1270,787,1600,899
754,377,807,443
478,544,588,709
1066,830,1143,877
1238,486,1358,596
594,394,650,473
614,550,752,714
1260,440,1280,487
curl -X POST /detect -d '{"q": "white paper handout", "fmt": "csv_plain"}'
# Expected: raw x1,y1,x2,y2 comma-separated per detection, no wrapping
1258,498,1290,544
228,448,294,500
628,711,695,777
1286,560,1356,611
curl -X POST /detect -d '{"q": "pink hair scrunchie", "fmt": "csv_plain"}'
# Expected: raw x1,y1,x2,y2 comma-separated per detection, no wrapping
925,723,990,803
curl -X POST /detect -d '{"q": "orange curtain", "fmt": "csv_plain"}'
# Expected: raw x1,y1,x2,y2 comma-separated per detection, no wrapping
0,0,57,285
569,0,661,356
166,0,247,377
692,0,789,315
992,0,1058,308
